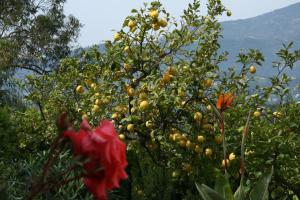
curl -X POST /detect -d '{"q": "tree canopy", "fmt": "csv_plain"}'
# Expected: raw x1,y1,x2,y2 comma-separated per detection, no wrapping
0,0,80,74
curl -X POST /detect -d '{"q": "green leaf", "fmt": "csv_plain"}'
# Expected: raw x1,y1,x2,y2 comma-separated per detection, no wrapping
249,166,274,200
214,174,234,200
195,183,226,200
131,9,138,13
234,185,246,200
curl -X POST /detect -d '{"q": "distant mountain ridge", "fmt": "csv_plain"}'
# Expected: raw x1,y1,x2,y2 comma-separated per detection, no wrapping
219,2,300,77
221,2,300,41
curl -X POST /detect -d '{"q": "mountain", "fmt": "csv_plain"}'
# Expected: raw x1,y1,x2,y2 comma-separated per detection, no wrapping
219,2,300,77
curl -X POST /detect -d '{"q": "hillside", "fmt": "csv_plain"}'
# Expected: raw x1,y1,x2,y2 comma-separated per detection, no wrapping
220,2,300,77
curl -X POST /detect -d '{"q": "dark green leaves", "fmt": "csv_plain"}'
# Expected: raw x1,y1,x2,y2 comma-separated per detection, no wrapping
196,183,225,200
249,166,274,200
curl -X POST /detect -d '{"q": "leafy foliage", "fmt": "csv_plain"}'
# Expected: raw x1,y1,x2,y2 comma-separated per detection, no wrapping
0,0,80,74
1,0,300,199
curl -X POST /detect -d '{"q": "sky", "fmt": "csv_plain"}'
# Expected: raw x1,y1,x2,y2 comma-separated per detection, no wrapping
64,0,300,47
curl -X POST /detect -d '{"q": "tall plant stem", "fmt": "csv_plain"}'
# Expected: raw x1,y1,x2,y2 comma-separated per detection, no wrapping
220,113,228,174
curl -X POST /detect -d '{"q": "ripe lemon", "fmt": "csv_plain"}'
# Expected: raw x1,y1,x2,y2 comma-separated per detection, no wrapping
172,133,181,141
179,140,186,147
158,18,168,27
203,79,213,88
94,92,100,97
214,134,223,145
127,87,135,97
253,111,261,117
76,85,84,94
127,124,134,132
92,105,100,112
119,134,125,140
222,159,230,168
172,170,180,178
197,135,205,143
114,32,121,41
229,152,236,161
139,100,149,110
95,99,102,106
111,113,119,119
162,73,171,83
249,65,256,74
194,112,202,121
124,46,130,52
90,83,97,89
185,140,193,149
127,20,136,29
273,111,283,118
205,148,213,156
181,134,187,141
152,23,160,30
145,120,153,128
149,10,159,19
206,105,212,112
194,145,203,154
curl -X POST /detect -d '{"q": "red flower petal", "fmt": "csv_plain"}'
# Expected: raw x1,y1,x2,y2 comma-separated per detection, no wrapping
64,119,128,200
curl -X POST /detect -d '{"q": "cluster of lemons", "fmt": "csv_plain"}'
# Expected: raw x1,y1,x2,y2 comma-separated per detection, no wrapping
148,9,168,31
161,66,177,84
113,9,168,42
253,108,283,118
75,81,113,119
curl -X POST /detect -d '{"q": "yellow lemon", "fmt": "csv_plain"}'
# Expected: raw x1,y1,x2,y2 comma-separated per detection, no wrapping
203,79,213,88
205,148,213,156
249,65,256,74
92,105,100,112
229,152,236,161
94,92,100,97
146,120,153,128
197,135,205,143
222,159,230,168
162,73,171,83
194,112,202,121
127,87,135,97
111,113,119,119
149,10,159,19
127,20,136,29
194,145,203,154
76,85,84,94
139,100,149,110
253,111,261,117
114,32,121,41
95,99,102,106
158,18,168,27
119,134,125,140
127,124,134,132
185,140,193,149
152,23,160,30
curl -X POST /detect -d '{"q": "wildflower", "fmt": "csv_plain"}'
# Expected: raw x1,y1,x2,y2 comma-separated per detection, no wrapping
216,92,236,113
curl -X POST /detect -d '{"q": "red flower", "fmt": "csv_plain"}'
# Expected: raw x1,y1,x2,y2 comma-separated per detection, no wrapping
216,92,236,113
63,119,128,200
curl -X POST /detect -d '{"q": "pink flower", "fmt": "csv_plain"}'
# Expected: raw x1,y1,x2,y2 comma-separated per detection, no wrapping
64,119,128,200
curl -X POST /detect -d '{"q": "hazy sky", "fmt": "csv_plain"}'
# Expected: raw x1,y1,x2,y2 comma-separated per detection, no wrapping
65,0,300,47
